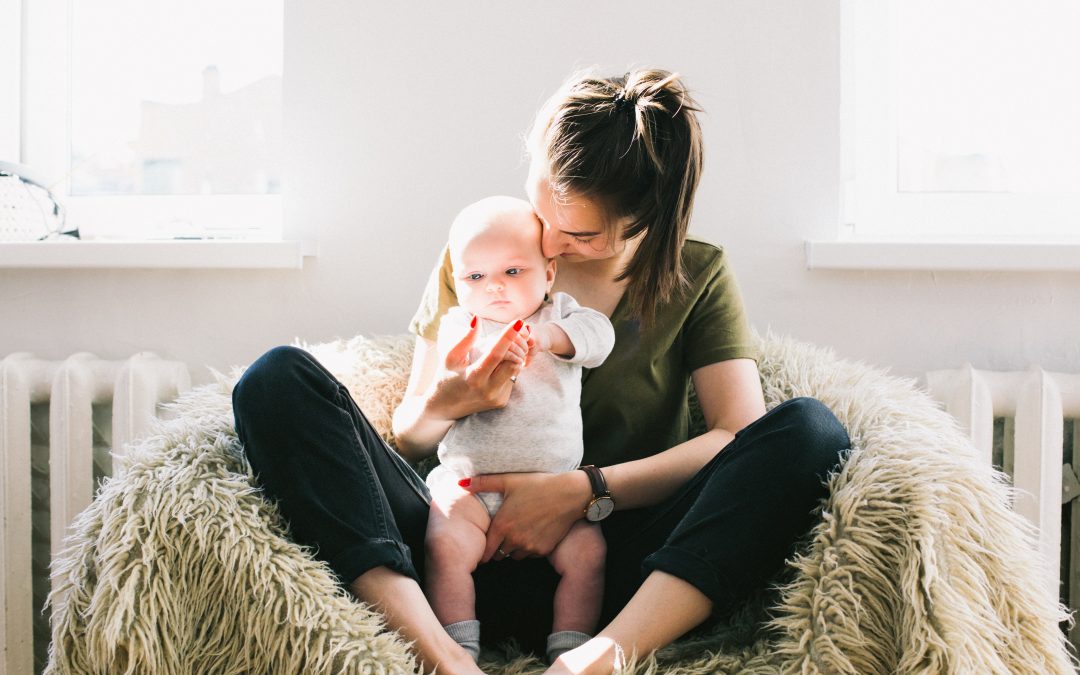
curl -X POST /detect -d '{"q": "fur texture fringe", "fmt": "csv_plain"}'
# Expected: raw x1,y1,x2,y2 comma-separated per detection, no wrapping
44,333,1076,674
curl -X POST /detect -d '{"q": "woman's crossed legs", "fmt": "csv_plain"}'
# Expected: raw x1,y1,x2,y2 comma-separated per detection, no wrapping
233,347,849,674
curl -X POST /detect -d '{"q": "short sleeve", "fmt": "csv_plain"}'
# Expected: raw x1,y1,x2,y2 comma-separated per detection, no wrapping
408,245,459,341
681,247,759,372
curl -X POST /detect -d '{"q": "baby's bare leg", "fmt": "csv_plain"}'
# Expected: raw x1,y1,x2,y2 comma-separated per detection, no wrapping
547,520,606,633
425,486,491,625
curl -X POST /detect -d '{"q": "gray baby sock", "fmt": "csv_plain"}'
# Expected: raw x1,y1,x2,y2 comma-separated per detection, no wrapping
444,619,481,662
546,630,591,664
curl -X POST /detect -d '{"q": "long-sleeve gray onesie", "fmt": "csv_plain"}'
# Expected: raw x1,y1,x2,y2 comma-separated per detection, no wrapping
425,292,615,516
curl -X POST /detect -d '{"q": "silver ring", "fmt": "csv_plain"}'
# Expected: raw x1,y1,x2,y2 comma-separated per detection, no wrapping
497,548,508,557
509,375,517,383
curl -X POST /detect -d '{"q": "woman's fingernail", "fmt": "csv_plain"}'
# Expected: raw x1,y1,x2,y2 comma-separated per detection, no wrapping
470,315,477,328
513,319,523,331
458,478,471,488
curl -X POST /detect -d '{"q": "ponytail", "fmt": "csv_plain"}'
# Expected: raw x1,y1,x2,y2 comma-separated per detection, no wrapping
528,68,703,325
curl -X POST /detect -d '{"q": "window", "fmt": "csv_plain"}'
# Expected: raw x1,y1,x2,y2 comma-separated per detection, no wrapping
842,0,1080,242
17,0,283,241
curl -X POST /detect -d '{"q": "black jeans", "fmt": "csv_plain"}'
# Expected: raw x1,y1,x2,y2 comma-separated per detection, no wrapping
232,346,850,654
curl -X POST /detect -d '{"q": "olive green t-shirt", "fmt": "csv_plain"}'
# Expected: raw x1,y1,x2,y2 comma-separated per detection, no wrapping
408,238,759,468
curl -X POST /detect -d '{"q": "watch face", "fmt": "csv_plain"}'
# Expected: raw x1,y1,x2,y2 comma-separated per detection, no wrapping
586,497,615,522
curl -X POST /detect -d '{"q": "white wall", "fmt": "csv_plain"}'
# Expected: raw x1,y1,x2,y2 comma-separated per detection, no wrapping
2,0,1078,386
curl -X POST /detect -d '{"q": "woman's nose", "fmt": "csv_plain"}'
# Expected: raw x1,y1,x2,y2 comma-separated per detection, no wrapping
541,229,563,257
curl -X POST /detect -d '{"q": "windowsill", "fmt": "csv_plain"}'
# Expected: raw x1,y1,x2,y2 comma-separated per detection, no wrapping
0,239,316,269
805,240,1080,272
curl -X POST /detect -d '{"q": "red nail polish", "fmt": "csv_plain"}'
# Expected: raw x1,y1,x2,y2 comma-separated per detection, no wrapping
513,319,523,331
458,478,471,488
470,315,477,328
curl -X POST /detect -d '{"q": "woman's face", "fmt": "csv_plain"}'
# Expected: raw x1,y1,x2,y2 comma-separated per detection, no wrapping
525,163,625,262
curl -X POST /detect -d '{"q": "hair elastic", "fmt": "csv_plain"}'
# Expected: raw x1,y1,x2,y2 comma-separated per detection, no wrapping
612,90,633,113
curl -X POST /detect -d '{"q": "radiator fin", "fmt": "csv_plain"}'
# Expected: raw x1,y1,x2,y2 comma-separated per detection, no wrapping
927,367,1080,653
0,353,189,674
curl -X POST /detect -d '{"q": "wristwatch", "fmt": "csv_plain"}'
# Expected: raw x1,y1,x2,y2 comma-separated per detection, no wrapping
578,464,615,522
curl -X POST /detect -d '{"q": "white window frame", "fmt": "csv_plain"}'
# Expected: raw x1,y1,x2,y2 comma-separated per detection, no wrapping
840,0,1080,244
16,0,282,242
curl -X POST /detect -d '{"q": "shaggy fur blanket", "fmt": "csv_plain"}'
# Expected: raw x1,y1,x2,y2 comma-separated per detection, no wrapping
45,334,1075,674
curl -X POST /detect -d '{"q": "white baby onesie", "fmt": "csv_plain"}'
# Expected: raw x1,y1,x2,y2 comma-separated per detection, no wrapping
425,292,615,516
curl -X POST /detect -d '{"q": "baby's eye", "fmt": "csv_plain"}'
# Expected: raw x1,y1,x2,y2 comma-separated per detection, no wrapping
467,273,484,281
505,268,522,276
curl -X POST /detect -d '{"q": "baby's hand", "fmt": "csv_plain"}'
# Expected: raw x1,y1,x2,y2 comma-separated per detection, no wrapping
523,324,548,365
526,323,574,360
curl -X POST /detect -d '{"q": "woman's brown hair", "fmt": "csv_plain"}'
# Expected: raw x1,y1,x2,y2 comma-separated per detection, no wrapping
527,68,704,325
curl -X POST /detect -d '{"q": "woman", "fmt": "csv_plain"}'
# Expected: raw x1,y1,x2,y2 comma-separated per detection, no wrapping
233,69,850,675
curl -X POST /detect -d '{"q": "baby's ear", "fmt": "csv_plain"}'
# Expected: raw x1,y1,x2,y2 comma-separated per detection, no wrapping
546,257,557,288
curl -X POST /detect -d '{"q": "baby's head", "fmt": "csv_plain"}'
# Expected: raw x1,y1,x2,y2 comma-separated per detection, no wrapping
449,196,554,324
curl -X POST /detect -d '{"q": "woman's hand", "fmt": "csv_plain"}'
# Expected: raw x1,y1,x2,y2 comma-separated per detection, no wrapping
392,319,530,459
427,318,529,420
459,470,593,562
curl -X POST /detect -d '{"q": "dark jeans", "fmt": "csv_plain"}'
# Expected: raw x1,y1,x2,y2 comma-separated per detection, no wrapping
232,346,850,654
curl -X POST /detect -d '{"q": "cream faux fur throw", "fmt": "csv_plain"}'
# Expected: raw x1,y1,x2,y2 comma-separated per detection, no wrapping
45,334,1076,674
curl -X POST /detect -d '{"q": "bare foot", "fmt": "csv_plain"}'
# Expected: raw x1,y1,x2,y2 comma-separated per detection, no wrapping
434,652,486,675
543,637,622,675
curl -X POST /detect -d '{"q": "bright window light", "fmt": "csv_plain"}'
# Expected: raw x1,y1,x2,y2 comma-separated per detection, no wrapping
844,0,1080,241
18,0,283,240
69,0,282,198
895,0,1080,195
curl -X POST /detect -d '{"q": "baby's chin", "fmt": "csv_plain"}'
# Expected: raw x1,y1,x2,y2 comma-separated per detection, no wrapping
478,311,519,325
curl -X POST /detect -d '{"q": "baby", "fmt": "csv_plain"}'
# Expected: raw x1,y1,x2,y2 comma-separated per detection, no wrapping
423,195,615,665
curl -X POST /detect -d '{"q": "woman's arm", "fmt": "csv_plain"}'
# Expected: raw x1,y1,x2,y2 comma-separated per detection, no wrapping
543,360,768,674
391,337,454,462
463,357,767,561
605,357,765,508
391,322,531,462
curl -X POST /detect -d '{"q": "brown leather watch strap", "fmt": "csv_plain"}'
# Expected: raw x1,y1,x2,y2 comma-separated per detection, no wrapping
578,464,609,498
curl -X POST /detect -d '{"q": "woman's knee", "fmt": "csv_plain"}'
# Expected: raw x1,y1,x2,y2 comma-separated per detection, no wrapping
233,345,319,414
771,397,850,480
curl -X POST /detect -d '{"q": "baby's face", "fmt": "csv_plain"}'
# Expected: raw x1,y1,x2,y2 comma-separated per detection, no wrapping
452,221,554,324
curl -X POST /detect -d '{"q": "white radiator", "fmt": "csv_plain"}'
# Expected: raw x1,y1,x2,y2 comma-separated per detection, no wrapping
0,352,190,674
926,366,1080,612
